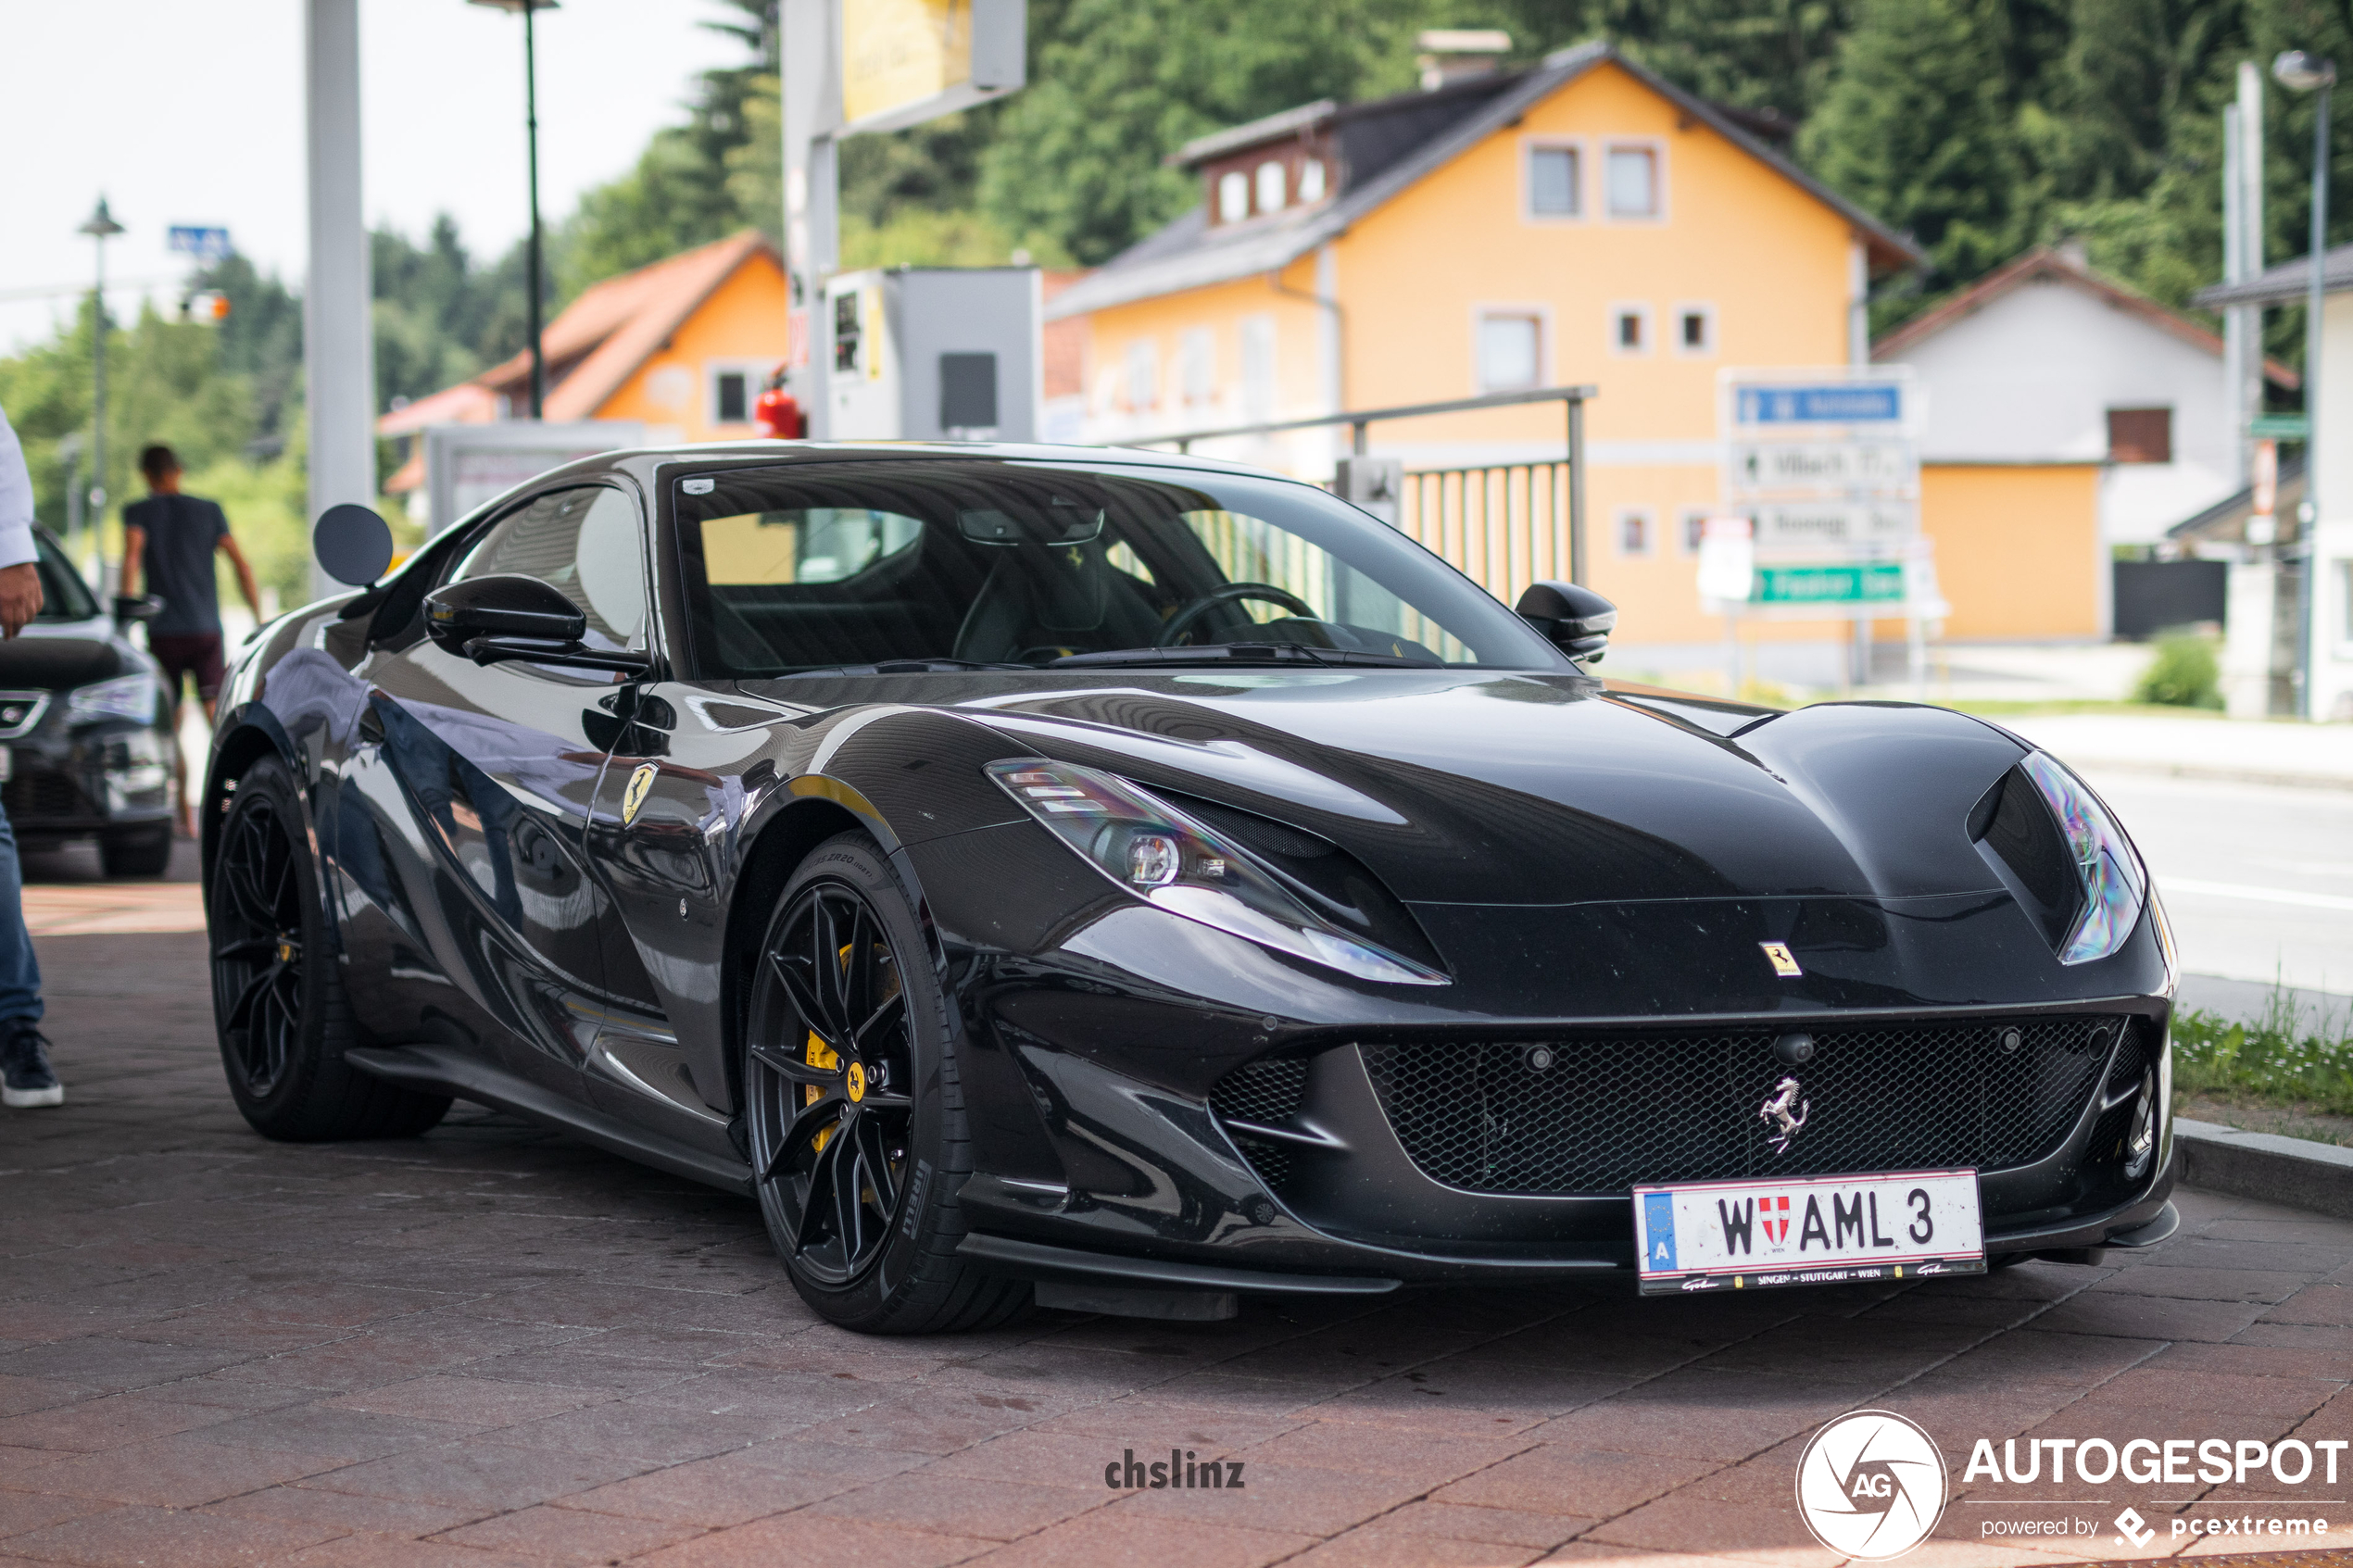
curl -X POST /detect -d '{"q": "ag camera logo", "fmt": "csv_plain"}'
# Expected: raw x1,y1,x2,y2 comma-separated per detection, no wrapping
1795,1410,1947,1560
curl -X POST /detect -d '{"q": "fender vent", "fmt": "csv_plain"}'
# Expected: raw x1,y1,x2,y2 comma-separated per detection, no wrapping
1209,1056,1311,1191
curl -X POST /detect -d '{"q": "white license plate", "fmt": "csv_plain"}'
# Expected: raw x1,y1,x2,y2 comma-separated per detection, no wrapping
1634,1168,1985,1294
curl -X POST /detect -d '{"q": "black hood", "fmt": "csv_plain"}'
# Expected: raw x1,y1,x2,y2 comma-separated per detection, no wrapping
0,624,133,692
752,669,2031,909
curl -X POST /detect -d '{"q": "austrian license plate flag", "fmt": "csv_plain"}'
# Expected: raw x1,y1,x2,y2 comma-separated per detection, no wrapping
1635,1169,1986,1294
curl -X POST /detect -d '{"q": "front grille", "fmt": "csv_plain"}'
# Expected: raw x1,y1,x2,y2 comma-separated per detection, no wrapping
1210,1057,1311,1191
1364,1016,2123,1196
4,768,92,822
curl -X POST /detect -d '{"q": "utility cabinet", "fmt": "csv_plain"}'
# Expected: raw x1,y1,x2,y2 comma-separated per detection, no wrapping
819,268,1042,443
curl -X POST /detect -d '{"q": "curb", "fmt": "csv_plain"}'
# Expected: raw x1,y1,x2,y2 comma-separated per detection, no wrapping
2175,1117,2353,1222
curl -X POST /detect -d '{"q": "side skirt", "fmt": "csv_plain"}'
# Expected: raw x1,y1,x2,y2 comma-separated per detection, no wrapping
345,1044,755,1196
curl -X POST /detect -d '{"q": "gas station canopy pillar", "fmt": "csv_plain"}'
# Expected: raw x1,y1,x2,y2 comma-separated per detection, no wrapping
305,0,376,594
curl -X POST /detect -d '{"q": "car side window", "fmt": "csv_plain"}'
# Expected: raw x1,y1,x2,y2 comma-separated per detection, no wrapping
451,486,648,650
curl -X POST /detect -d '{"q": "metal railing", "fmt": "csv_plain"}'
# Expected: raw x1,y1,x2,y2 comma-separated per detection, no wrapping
1134,385,1595,587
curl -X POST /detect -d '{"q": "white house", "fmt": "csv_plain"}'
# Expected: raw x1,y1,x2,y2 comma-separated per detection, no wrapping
1877,245,2296,551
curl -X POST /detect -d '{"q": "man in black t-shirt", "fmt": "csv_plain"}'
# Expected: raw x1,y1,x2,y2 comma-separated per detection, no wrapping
122,445,262,836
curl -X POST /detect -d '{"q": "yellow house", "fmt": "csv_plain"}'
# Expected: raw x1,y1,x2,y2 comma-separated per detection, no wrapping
382,232,792,495
1048,40,1920,663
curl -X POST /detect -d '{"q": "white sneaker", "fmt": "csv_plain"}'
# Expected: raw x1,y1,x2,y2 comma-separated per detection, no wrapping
1,1024,62,1108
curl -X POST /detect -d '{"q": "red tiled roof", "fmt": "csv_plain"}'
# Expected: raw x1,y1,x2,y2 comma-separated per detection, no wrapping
1873,245,2300,388
473,231,780,420
377,381,497,437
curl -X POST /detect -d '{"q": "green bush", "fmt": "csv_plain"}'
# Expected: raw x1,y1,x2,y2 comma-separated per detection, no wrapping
2173,993,2353,1117
2132,632,2221,708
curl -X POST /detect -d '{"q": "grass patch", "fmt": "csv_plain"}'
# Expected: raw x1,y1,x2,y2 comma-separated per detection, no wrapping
2172,992,2353,1124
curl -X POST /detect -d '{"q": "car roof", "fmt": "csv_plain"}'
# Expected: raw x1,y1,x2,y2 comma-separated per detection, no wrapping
560,439,1319,491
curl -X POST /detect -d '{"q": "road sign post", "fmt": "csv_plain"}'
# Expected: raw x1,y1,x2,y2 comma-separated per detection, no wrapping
1718,367,1939,691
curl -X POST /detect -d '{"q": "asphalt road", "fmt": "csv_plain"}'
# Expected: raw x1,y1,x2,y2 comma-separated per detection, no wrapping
2073,768,2353,1010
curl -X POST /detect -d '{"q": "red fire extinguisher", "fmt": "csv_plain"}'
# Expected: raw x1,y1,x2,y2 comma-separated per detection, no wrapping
754,365,805,438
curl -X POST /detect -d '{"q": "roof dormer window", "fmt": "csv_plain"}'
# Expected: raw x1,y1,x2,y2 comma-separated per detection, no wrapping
1255,160,1287,214
1218,170,1250,224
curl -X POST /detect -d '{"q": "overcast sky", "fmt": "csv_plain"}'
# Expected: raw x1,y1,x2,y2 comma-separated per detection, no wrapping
0,0,750,352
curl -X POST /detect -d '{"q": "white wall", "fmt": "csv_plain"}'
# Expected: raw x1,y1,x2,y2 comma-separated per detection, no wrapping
1882,275,2238,546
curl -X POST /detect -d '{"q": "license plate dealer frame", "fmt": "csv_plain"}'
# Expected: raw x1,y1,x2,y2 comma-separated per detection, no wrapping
1633,1167,1986,1295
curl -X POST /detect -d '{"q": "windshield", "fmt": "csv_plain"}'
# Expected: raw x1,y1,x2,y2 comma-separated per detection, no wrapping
671,459,1566,677
33,532,98,621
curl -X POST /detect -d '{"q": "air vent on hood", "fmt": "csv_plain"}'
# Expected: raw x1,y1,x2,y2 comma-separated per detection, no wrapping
1970,766,2084,948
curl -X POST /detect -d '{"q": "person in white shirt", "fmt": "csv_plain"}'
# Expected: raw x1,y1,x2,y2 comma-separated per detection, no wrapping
0,403,60,1107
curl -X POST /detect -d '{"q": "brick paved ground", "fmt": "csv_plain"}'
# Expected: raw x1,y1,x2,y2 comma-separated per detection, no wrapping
5,923,2353,1567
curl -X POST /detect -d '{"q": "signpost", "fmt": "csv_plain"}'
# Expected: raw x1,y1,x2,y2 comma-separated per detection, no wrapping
166,226,233,261
1715,367,1943,691
781,0,1026,437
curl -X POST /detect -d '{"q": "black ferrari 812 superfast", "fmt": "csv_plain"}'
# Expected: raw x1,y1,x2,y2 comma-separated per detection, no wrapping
204,443,2176,1333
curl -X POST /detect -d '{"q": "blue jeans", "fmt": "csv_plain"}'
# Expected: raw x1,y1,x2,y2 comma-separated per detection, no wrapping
0,809,44,1026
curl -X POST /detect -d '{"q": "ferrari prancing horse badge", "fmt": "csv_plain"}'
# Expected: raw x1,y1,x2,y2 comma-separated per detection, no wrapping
621,763,659,826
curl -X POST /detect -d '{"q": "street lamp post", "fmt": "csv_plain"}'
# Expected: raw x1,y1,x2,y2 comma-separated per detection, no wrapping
2276,49,2336,718
470,0,553,419
77,196,124,530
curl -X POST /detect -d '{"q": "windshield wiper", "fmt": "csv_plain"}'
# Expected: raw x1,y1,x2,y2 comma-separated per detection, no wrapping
1048,642,1440,670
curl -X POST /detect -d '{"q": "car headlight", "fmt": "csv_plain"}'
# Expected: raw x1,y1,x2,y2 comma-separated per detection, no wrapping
66,673,157,727
987,758,1448,986
2016,750,2145,964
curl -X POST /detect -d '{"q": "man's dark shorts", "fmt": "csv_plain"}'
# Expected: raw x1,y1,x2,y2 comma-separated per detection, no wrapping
148,633,226,705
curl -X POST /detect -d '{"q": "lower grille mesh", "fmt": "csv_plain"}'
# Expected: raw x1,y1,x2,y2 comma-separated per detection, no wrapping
1363,1016,2122,1196
1209,1057,1311,1191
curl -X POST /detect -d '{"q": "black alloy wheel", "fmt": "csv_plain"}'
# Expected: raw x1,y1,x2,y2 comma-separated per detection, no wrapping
211,783,305,1097
748,877,917,1285
207,755,448,1141
742,832,1027,1332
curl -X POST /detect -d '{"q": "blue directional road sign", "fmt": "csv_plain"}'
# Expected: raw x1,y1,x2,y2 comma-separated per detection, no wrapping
167,226,233,261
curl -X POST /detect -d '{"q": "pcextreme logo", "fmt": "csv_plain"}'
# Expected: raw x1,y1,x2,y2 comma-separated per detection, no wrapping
1794,1410,1948,1560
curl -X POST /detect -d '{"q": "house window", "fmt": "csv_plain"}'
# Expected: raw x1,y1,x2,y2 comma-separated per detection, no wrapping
1676,304,1715,355
1476,312,1543,392
1180,327,1215,408
1218,170,1249,223
1528,144,1580,218
1680,508,1709,554
1606,144,1660,218
1125,339,1159,412
1617,508,1655,557
1255,160,1287,214
1611,305,1651,355
708,360,771,425
2108,408,2172,463
713,369,749,423
1298,157,1327,204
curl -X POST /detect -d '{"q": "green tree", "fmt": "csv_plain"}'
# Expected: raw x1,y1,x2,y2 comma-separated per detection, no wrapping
1802,0,2031,306
977,0,1440,265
